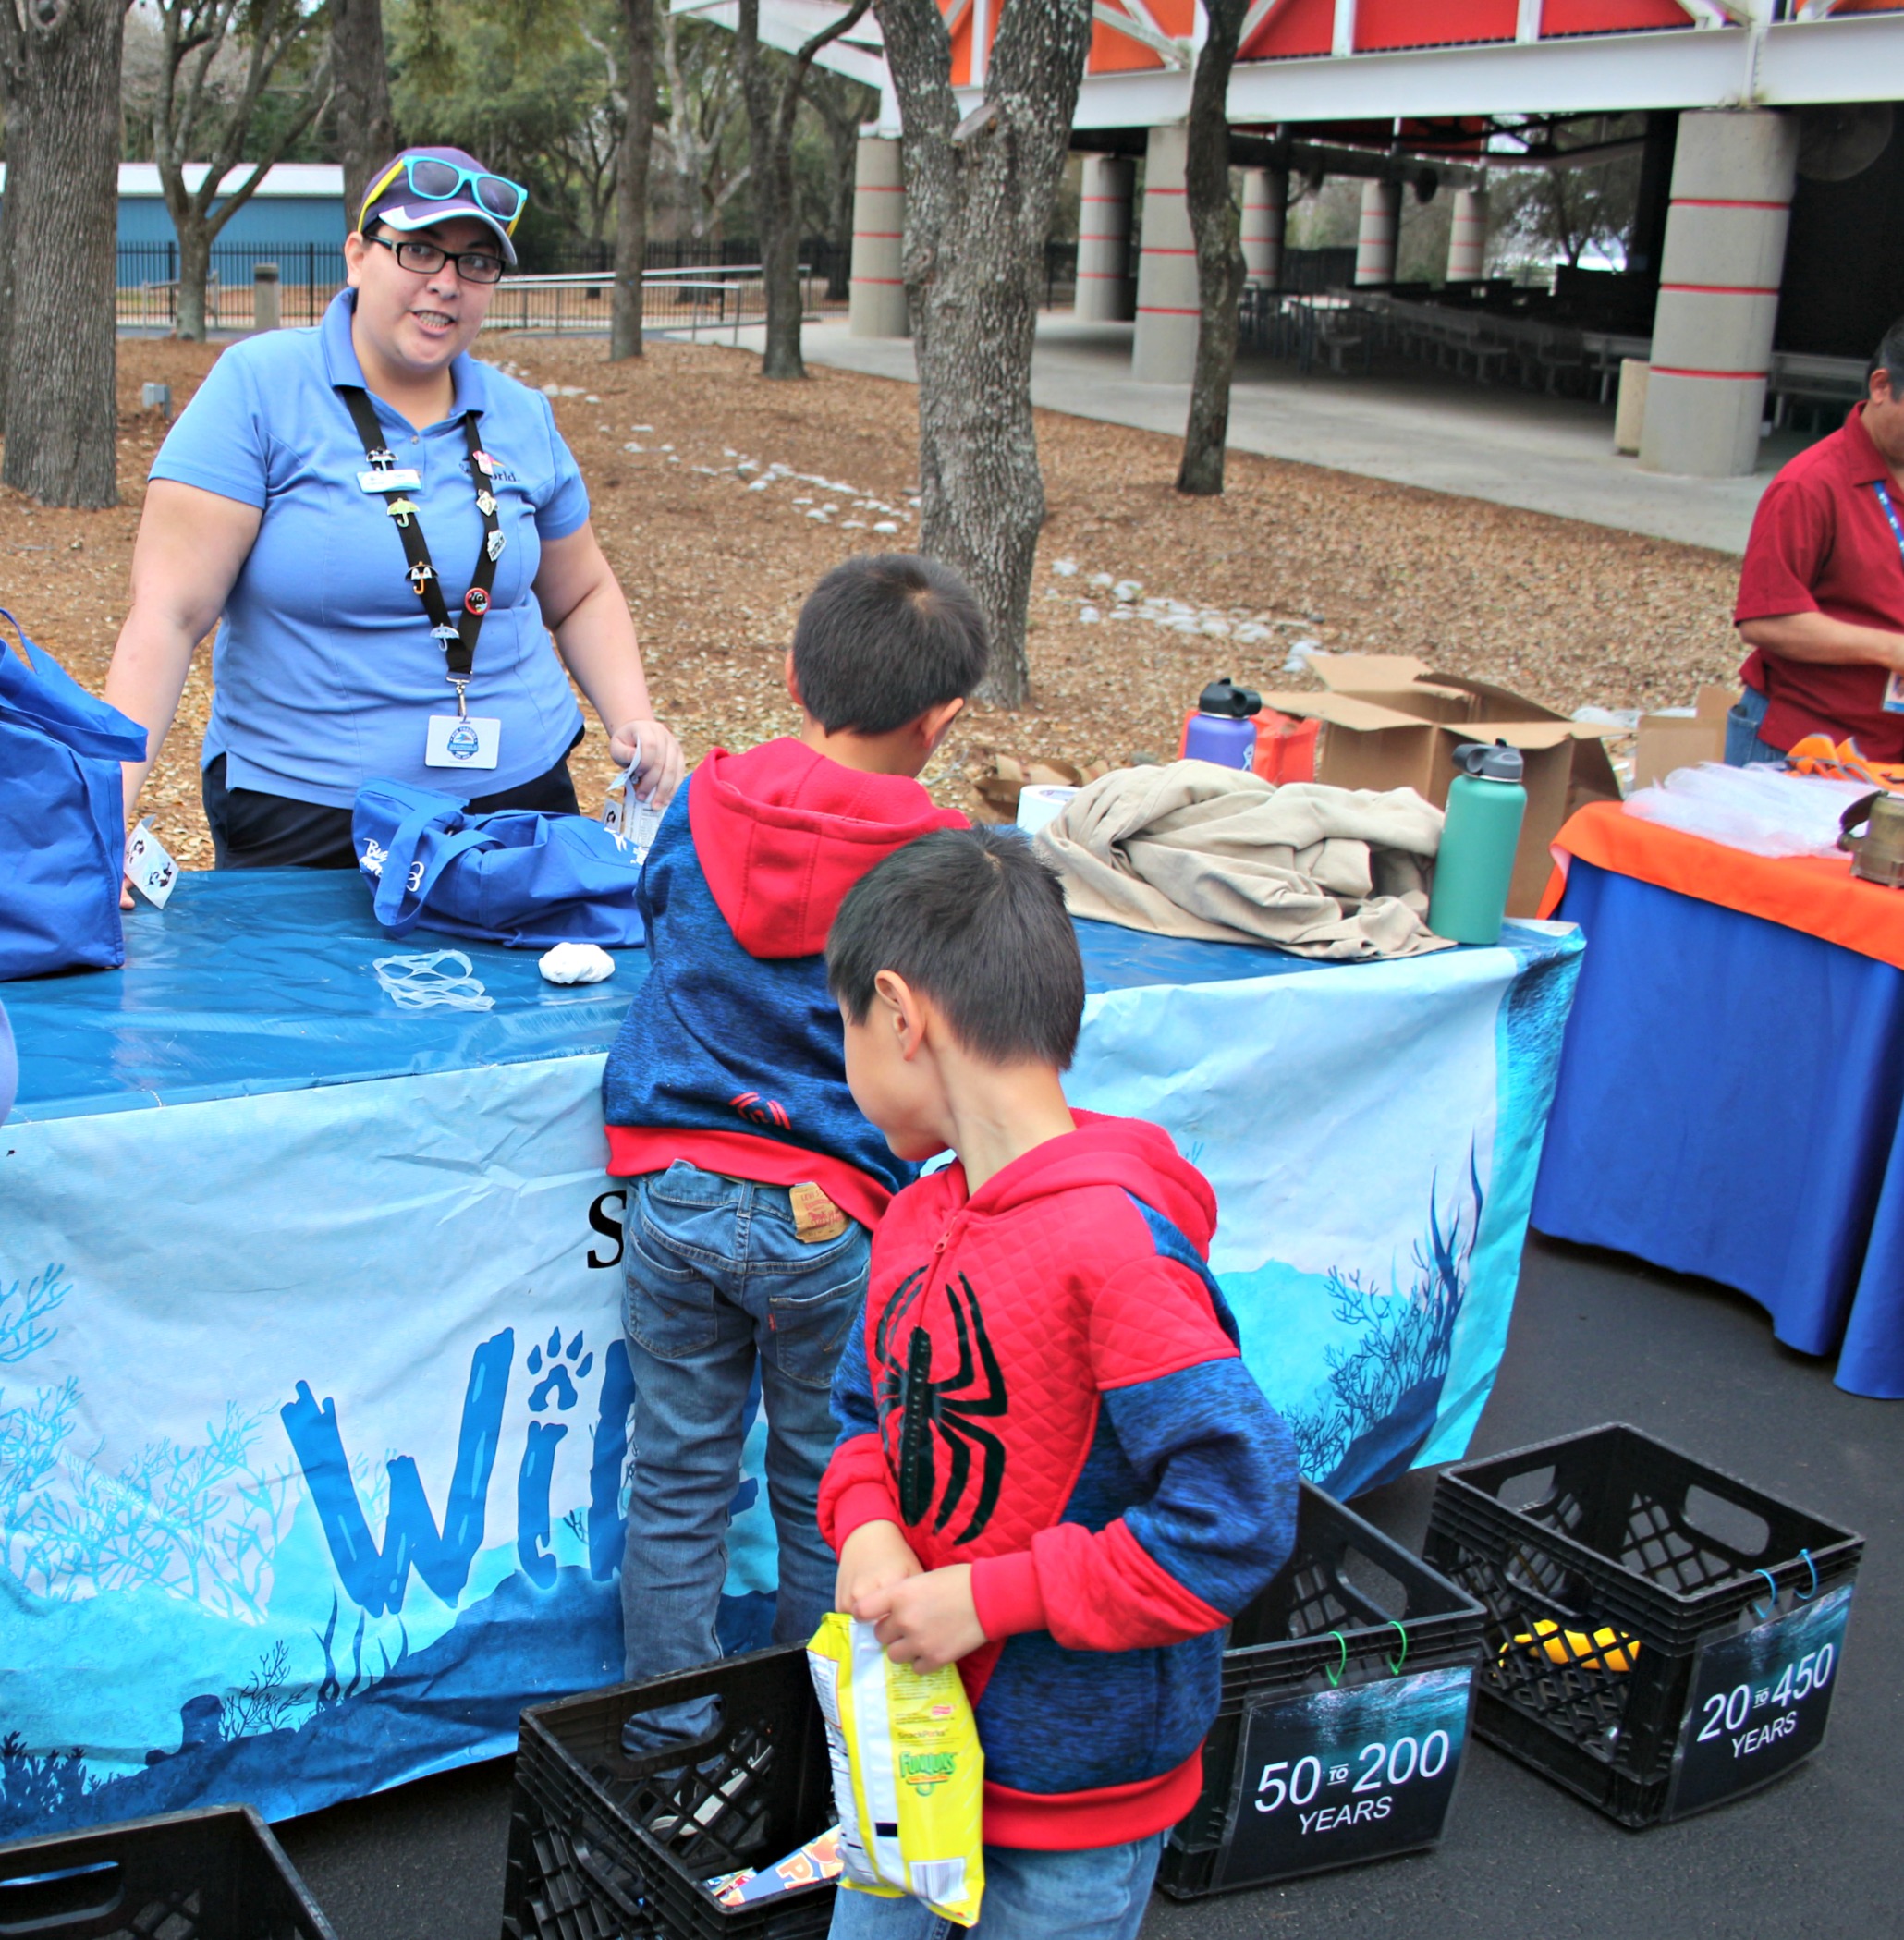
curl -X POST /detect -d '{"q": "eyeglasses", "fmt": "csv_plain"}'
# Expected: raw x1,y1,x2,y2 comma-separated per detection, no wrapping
360,155,528,231
365,233,507,285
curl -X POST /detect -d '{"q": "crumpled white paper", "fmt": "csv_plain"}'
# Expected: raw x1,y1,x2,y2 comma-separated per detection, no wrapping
538,941,616,985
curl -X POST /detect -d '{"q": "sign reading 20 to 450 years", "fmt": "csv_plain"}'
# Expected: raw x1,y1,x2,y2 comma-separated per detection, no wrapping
1666,1582,1854,1820
1213,1665,1475,1888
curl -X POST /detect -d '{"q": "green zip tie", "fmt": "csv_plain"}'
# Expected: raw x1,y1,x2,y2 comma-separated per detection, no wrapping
1385,1619,1409,1677
1324,1629,1349,1688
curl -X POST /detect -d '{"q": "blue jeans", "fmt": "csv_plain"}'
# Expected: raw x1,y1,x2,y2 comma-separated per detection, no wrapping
1724,684,1788,767
827,1837,1163,1940
618,1162,869,1753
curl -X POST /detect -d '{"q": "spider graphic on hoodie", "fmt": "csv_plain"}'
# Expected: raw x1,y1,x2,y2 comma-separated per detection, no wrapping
873,1264,1008,1544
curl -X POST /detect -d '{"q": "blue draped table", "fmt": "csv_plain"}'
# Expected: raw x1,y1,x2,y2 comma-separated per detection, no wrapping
0,871,1578,1837
1532,859,1904,1399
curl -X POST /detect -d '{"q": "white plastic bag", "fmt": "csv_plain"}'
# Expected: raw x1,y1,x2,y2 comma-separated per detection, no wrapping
1622,763,1873,858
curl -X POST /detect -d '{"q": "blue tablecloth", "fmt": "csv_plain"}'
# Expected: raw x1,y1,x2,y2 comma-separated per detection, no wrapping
1532,859,1904,1399
0,870,1580,1836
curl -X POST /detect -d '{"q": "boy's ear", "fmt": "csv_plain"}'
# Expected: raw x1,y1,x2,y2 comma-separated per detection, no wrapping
917,695,966,752
873,969,929,1059
784,651,802,710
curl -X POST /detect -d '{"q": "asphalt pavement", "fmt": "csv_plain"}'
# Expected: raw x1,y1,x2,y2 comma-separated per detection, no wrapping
276,1233,1904,1940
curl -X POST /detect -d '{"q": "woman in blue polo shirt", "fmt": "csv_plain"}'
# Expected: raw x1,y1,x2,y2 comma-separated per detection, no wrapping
105,146,681,868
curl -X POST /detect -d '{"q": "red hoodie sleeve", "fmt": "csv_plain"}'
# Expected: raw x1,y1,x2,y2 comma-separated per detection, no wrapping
970,1255,1300,1651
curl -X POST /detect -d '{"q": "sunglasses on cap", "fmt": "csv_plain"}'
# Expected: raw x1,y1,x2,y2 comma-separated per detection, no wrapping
359,155,528,233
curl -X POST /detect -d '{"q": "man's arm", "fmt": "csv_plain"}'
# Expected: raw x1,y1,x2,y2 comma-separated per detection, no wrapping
1739,611,1904,671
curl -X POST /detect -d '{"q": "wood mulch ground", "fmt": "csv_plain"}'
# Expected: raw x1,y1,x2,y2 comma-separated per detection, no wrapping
3,333,1743,872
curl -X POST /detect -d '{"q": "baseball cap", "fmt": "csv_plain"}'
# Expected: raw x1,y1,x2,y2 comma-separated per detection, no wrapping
357,148,526,268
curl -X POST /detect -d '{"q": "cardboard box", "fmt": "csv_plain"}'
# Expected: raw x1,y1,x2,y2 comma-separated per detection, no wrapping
1631,686,1736,789
1262,653,1623,917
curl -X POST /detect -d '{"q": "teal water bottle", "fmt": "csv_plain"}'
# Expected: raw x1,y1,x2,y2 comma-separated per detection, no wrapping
1428,739,1526,945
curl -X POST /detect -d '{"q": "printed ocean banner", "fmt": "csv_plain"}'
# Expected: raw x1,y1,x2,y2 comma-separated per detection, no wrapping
0,1056,786,1837
1070,930,1581,1497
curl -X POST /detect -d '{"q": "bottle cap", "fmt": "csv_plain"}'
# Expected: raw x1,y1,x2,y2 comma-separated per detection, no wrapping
1197,677,1263,719
1455,738,1524,783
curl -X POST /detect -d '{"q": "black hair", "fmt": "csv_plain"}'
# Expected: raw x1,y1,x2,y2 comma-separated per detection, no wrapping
791,554,988,737
1870,315,1904,394
827,826,1083,1068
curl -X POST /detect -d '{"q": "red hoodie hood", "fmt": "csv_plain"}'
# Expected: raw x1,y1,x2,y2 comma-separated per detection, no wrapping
688,738,967,958
920,1111,1218,1254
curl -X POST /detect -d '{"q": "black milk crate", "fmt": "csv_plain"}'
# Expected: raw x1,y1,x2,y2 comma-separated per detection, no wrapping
1157,1481,1487,1899
1424,1422,1862,1828
0,1804,336,1939
502,1644,836,1940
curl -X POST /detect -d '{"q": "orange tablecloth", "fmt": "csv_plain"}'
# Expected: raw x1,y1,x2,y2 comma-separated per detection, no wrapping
1539,799,1904,971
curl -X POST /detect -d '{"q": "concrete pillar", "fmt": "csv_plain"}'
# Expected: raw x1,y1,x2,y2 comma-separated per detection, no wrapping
848,135,909,338
1640,109,1798,478
1240,167,1287,291
1132,126,1196,384
252,262,281,331
1354,178,1401,287
1074,153,1136,323
1446,188,1488,283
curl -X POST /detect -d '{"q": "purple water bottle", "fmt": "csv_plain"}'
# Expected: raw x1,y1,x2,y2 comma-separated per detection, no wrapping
1184,677,1263,770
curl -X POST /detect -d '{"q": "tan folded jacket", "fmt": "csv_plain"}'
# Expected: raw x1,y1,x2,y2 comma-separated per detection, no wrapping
1034,761,1451,959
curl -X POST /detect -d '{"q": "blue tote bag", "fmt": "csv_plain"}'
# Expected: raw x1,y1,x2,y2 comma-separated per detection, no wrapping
0,613,148,981
352,779,647,948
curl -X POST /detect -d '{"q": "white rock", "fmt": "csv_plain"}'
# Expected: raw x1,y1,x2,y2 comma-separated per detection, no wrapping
1079,604,1102,624
1113,580,1143,602
1089,572,1114,588
1052,558,1080,578
873,520,899,533
539,942,616,985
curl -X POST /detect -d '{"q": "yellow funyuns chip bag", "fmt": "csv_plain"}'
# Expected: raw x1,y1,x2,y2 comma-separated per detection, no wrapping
807,1612,985,1927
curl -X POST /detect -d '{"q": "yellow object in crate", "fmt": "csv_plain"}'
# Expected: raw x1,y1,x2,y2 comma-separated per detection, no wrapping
808,1613,985,1927
1506,1619,1642,1675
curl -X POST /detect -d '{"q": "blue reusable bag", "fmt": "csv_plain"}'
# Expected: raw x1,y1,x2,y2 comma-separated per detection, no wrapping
352,778,647,948
0,612,148,981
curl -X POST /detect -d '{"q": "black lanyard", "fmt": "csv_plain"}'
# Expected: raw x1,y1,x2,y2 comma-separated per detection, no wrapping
338,385,503,710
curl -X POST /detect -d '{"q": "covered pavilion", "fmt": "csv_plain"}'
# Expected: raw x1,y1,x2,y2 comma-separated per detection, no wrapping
676,0,1904,477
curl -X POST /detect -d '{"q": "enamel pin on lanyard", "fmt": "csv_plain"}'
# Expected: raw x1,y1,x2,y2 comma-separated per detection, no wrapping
341,386,508,768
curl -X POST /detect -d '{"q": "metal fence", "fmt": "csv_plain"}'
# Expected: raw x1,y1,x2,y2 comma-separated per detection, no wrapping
114,232,1079,333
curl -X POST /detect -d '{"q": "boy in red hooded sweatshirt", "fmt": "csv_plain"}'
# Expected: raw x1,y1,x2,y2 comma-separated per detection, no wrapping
601,556,984,1752
820,827,1298,1940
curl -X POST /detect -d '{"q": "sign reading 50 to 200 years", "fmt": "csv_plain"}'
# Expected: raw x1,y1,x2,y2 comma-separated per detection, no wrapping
1666,1582,1854,1820
1213,1665,1475,1889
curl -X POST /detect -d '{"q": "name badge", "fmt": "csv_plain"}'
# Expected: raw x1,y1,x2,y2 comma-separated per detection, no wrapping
1885,673,1904,715
425,714,503,769
124,817,178,907
360,467,422,494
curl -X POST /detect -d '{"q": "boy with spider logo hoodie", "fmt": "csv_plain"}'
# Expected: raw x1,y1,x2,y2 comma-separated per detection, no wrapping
601,555,984,1752
820,827,1300,1940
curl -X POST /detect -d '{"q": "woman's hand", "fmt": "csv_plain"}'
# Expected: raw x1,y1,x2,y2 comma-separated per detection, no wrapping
610,717,685,806
836,1519,922,1621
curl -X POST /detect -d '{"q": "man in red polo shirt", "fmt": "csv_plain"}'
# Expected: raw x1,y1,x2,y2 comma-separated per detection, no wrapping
1730,317,1904,765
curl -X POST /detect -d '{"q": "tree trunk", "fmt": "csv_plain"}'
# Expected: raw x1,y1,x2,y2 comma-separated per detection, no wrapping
175,221,214,343
333,0,397,225
1177,0,1248,498
876,0,1092,710
611,0,656,360
739,0,873,383
0,0,124,508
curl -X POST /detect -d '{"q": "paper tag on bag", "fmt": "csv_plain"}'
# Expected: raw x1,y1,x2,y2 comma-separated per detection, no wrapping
604,767,664,861
124,818,177,907
1884,672,1904,715
790,1183,848,1244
